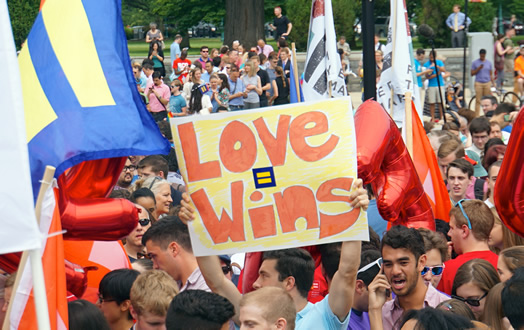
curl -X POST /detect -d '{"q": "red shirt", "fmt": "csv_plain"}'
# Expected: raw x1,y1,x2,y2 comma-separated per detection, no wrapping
437,250,498,295
308,265,329,303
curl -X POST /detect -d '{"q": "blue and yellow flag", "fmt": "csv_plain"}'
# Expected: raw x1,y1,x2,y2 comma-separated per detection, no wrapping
20,0,170,197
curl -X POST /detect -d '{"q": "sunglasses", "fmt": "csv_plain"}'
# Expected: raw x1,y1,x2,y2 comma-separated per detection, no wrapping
455,199,472,229
148,176,163,190
451,291,488,307
138,219,151,227
222,265,231,275
421,265,445,276
358,257,383,274
97,294,116,304
122,165,137,172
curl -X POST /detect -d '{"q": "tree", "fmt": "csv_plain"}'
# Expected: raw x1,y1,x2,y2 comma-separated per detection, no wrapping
7,0,40,50
224,0,265,48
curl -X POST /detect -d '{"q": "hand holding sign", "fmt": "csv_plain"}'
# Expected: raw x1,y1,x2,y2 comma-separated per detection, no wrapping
171,97,368,256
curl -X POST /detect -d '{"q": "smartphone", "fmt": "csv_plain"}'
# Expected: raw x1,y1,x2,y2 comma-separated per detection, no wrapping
504,114,510,122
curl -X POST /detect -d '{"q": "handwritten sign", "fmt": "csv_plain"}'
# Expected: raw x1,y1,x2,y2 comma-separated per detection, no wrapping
170,97,368,256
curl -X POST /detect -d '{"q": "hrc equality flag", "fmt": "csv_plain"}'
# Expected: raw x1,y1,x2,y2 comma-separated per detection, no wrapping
20,0,170,197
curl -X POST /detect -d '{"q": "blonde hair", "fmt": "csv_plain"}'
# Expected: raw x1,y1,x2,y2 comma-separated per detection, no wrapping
240,287,296,329
244,60,257,77
500,246,524,273
133,176,170,196
130,270,178,316
481,282,506,330
491,210,524,252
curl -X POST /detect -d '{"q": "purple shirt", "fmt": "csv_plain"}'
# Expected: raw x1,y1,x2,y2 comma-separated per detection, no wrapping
382,284,449,329
348,309,370,330
471,58,492,83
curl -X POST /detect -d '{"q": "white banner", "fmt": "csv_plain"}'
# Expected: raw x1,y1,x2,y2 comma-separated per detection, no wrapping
376,0,422,127
0,0,41,254
302,0,348,101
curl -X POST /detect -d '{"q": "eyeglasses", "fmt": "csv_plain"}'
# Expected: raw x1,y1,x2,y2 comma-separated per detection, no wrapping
137,252,151,260
358,257,383,274
222,265,231,275
201,50,209,53
122,165,137,172
455,199,472,229
97,294,116,304
451,291,488,307
138,219,151,227
421,265,445,276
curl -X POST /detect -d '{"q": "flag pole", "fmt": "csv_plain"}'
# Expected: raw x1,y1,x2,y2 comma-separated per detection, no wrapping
291,42,301,102
405,92,413,157
3,166,55,330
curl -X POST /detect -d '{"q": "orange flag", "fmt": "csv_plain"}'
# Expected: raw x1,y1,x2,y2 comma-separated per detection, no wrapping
411,101,451,221
9,185,68,329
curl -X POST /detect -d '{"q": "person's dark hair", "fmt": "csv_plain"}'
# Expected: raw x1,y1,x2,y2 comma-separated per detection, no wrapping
381,226,426,264
418,228,449,263
230,63,239,72
502,267,524,330
165,290,235,330
479,49,486,55
435,219,451,242
357,249,382,286
319,242,341,281
458,108,476,124
362,227,381,251
217,73,230,92
109,188,132,199
189,84,204,114
262,248,315,298
469,117,491,135
142,216,192,252
68,299,111,330
99,269,140,320
480,95,498,106
416,48,425,55
337,48,344,56
152,71,162,80
483,137,504,156
494,103,516,116
142,60,154,69
212,56,221,67
200,46,209,52
452,259,500,296
447,158,474,179
192,60,203,70
138,155,169,179
259,53,267,64
482,144,506,171
220,45,229,55
399,307,474,330
156,120,173,141
148,41,164,59
247,51,258,60
131,188,156,204
277,37,288,49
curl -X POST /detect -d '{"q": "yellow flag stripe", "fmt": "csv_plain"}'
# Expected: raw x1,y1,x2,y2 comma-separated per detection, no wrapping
256,172,271,178
257,178,273,184
42,0,115,107
19,44,57,142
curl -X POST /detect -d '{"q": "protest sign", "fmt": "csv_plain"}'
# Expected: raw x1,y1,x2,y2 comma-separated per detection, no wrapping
171,97,368,256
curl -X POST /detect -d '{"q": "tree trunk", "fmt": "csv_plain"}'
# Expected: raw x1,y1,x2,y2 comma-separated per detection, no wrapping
224,0,265,49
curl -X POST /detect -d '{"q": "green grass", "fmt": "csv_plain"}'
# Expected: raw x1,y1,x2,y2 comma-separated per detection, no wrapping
127,38,279,57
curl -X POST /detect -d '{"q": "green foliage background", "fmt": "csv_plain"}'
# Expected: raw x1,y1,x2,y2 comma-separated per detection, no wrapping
7,0,39,50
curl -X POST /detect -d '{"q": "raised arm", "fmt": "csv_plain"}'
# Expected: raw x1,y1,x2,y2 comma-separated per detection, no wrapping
328,179,368,321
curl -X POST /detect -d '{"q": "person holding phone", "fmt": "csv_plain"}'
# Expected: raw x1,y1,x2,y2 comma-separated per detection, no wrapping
367,226,449,330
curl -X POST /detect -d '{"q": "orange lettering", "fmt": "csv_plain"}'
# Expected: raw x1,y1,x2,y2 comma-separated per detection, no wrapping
248,205,277,238
178,122,221,182
273,186,319,233
289,111,340,162
220,121,257,173
316,178,360,238
191,181,246,244
253,115,291,166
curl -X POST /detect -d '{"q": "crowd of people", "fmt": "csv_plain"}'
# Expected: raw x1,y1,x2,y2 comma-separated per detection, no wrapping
2,6,524,330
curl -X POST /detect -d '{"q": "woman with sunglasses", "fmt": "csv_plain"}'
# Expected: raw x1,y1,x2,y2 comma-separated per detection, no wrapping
124,204,152,262
451,258,500,320
134,176,173,219
418,228,449,288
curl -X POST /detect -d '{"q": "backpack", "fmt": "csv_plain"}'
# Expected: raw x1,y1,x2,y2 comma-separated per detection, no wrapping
494,41,505,71
474,178,486,200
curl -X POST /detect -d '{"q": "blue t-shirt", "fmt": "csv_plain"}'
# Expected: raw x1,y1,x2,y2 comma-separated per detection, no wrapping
296,294,350,330
367,199,387,239
228,78,245,106
170,42,181,67
471,59,492,83
414,59,423,88
168,94,186,114
423,59,445,87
